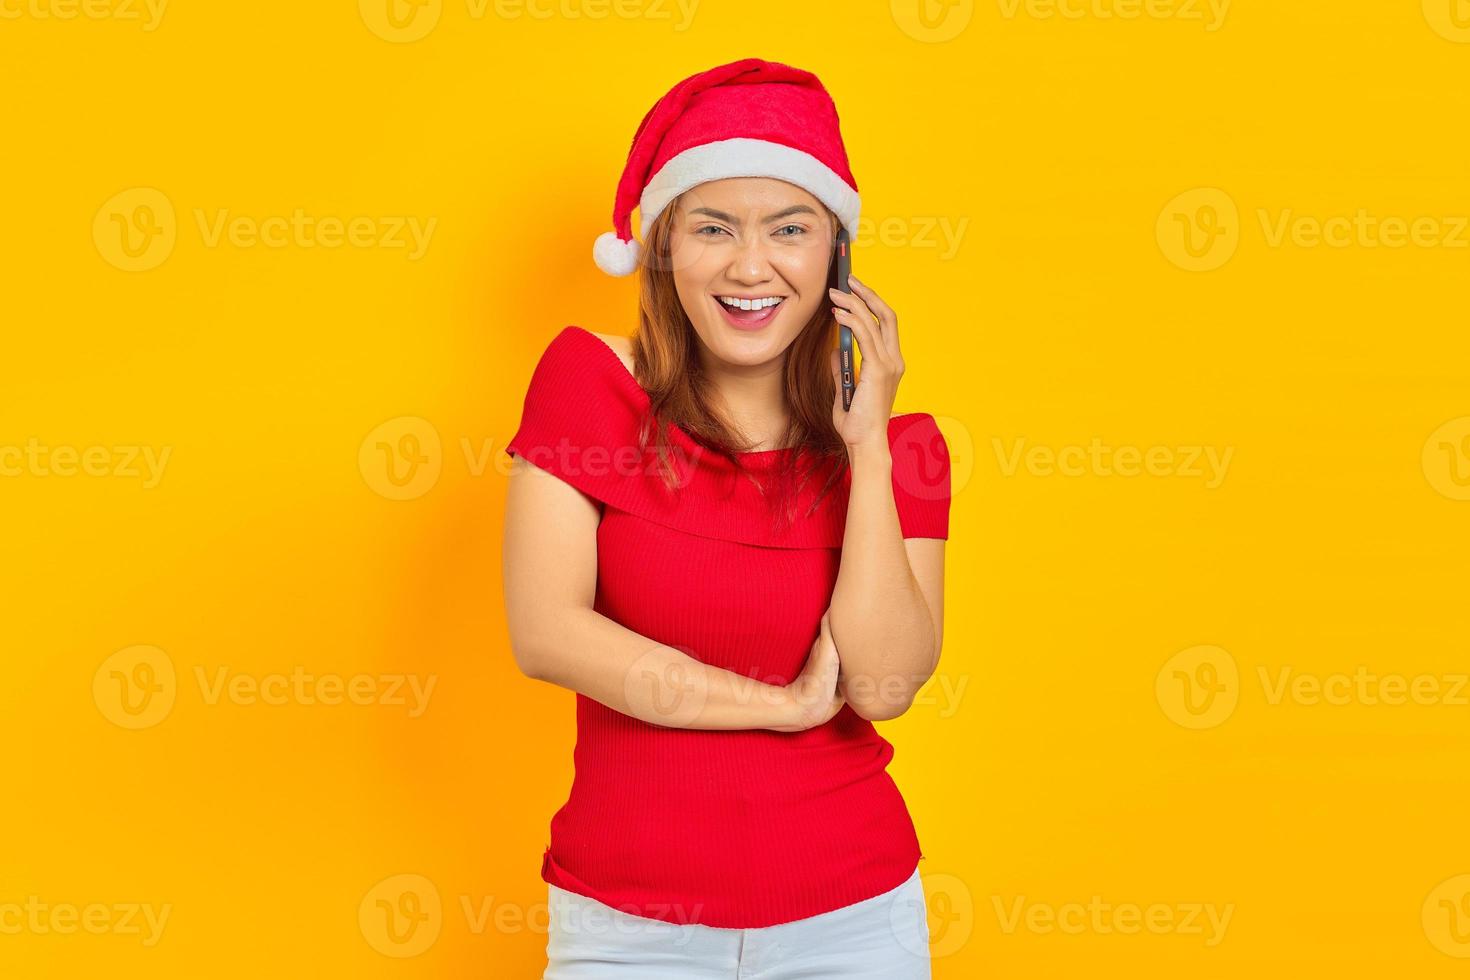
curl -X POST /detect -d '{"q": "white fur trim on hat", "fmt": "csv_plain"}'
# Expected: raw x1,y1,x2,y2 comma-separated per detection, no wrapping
593,230,642,277
638,138,861,242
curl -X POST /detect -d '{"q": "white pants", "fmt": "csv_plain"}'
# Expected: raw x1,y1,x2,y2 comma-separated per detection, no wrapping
543,867,931,979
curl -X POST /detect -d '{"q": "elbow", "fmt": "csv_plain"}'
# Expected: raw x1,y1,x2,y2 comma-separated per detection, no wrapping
850,698,912,722
516,655,547,682
842,674,917,722
507,625,550,681
506,605,587,684
511,645,546,682
841,642,940,723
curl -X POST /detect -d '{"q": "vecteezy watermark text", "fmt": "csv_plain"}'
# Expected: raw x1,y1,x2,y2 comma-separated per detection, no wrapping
0,897,171,946
93,646,438,729
992,895,1234,946
0,0,167,29
992,437,1233,488
0,439,170,488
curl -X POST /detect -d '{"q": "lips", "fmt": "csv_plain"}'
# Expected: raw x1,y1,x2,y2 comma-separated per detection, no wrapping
714,296,783,331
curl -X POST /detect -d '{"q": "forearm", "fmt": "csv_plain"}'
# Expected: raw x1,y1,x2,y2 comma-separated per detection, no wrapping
514,606,796,731
828,444,938,719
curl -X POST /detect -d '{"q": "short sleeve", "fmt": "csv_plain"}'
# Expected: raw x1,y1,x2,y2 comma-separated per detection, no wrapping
504,327,646,508
888,413,951,540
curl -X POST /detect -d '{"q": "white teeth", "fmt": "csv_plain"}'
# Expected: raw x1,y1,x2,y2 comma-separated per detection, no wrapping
718,296,783,311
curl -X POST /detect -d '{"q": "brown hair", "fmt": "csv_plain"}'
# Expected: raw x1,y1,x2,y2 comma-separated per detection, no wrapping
627,195,851,536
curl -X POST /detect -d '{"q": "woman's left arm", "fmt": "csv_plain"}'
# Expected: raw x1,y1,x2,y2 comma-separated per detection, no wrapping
824,274,946,722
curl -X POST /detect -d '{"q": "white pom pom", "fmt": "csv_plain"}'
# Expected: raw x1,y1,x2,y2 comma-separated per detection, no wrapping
593,231,641,277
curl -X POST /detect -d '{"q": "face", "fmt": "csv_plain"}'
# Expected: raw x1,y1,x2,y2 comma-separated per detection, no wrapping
667,177,835,371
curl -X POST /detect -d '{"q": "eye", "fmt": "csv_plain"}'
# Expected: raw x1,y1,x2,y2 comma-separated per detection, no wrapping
695,225,730,237
774,224,806,237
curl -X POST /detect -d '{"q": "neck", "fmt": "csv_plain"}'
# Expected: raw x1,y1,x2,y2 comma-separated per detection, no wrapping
698,347,790,450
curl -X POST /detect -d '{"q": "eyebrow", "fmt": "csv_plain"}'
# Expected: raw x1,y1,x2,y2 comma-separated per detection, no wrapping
687,205,819,226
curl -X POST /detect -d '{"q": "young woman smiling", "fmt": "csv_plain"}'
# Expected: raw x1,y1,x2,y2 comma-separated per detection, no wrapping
502,58,952,979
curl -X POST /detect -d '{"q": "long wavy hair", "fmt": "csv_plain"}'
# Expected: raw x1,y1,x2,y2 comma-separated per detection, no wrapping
627,194,851,535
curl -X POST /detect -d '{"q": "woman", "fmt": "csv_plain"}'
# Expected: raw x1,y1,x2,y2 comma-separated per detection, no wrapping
502,58,952,979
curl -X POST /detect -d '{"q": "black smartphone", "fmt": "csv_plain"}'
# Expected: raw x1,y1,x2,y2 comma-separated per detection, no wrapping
834,227,854,411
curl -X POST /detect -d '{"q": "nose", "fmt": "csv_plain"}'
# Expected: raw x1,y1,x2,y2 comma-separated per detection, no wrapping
725,232,775,284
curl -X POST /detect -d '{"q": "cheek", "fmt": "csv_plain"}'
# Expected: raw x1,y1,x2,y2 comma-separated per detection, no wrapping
776,247,830,291
669,234,724,288
774,251,831,314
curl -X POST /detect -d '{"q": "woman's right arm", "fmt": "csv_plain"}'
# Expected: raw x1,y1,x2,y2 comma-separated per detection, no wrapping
502,454,841,732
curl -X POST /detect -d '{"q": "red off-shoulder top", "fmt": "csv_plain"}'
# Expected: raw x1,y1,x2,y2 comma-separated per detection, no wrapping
505,325,952,928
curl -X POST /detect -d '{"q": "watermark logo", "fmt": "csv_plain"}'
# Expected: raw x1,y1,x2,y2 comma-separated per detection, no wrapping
93,646,177,730
93,646,437,729
1258,208,1469,249
0,439,171,487
360,416,443,501
193,666,436,716
0,898,171,946
360,874,442,957
622,647,711,728
361,419,718,500
1156,645,1238,729
992,437,1233,488
996,0,1229,30
359,0,442,41
1423,0,1470,42
1424,874,1470,957
1257,666,1470,708
358,875,708,946
1163,188,1470,269
94,189,437,270
360,0,698,41
193,209,435,256
1157,651,1470,726
903,872,973,958
893,414,969,502
1157,187,1239,272
1423,416,1470,501
890,0,974,42
94,187,176,272
853,215,971,259
911,671,970,719
0,0,168,30
993,895,1234,945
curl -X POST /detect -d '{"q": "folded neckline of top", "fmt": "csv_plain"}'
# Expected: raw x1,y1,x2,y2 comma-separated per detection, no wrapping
568,325,801,460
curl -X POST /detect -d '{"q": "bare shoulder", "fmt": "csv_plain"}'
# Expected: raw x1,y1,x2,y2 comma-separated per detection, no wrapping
588,330,636,374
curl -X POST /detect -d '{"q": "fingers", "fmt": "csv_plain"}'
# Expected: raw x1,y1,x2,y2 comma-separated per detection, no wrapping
846,274,894,325
828,285,882,355
844,275,902,363
830,297,882,371
819,613,837,658
828,281,875,321
840,276,893,364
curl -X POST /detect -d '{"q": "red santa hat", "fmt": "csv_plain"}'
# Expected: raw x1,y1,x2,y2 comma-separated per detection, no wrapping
592,57,861,277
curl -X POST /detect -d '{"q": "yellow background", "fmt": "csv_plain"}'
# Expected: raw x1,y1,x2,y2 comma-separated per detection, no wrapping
4,1,1470,976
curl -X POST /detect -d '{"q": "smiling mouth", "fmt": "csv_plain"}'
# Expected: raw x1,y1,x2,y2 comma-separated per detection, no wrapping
713,295,786,330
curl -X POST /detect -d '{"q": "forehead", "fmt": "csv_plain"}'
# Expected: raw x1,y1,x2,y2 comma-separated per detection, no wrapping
675,177,824,215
